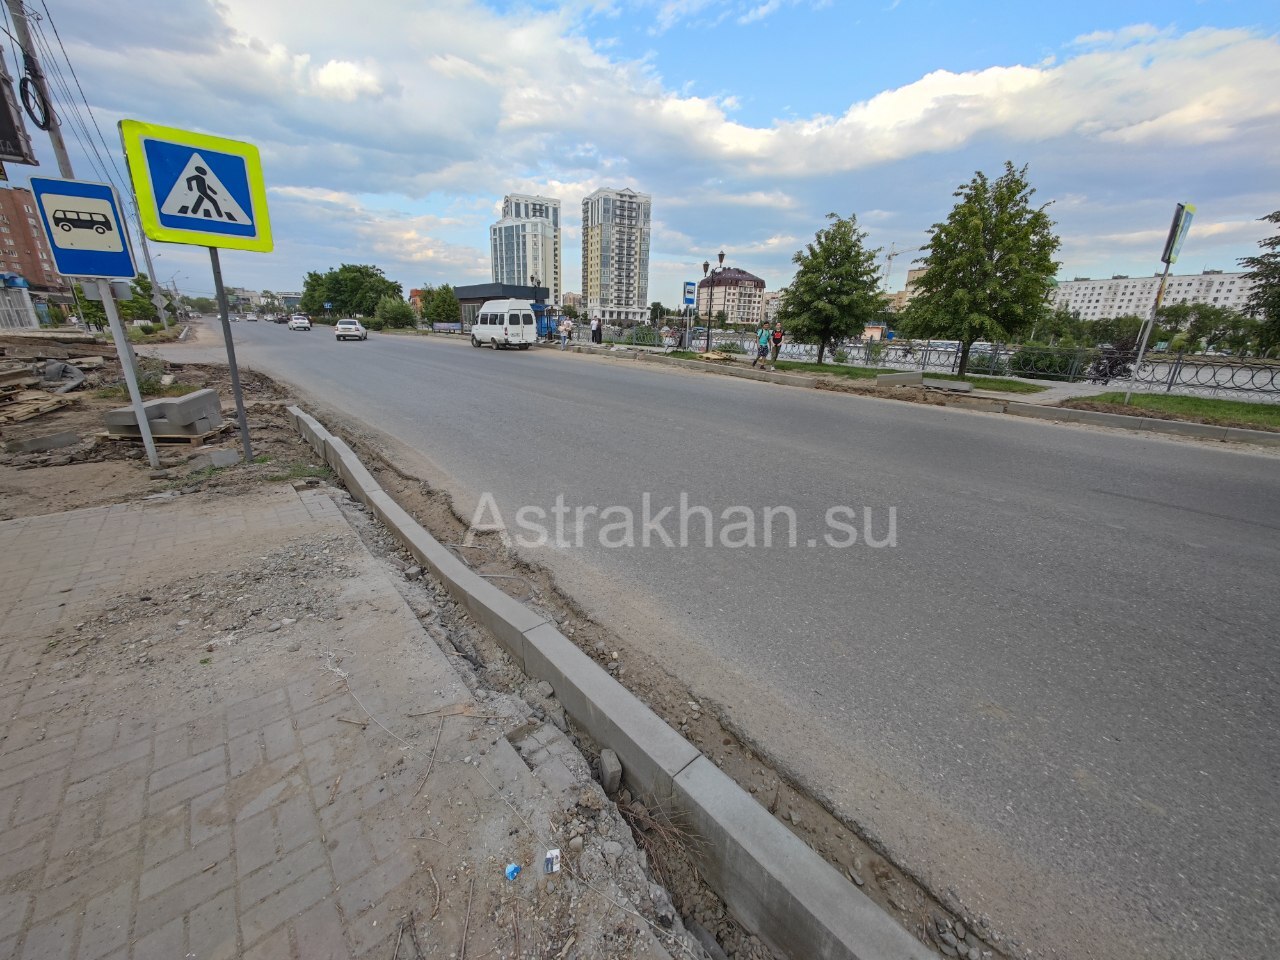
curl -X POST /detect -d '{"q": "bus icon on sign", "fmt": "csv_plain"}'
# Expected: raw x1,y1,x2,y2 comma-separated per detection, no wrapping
52,209,114,235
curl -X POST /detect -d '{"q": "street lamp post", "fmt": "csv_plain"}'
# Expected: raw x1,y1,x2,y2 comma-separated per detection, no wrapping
702,250,725,353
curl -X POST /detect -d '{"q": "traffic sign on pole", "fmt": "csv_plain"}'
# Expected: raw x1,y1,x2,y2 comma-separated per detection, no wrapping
29,177,136,278
118,119,272,252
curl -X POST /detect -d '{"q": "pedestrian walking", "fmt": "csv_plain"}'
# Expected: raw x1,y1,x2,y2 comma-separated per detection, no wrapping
751,322,770,368
769,322,784,368
559,317,572,350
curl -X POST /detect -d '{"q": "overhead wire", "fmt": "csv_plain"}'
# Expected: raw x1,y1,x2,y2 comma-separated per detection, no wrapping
36,0,129,190
23,2,151,269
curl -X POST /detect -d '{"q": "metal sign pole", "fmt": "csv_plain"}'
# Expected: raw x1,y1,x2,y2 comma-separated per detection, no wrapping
1123,262,1172,405
208,247,253,462
98,278,158,469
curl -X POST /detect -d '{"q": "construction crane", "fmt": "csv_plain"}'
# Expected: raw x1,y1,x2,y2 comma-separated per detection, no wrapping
882,242,927,291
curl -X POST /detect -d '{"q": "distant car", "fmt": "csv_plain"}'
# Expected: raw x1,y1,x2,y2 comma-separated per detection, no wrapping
335,319,367,341
246,314,259,322
287,316,312,331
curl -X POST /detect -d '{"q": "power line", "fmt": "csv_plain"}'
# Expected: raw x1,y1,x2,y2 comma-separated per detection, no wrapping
35,0,128,190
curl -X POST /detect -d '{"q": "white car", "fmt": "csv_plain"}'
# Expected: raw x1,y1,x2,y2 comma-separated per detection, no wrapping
287,315,311,331
335,319,367,341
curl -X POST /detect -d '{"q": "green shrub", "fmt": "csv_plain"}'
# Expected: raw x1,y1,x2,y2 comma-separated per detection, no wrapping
1009,346,1089,381
363,316,386,331
833,349,849,364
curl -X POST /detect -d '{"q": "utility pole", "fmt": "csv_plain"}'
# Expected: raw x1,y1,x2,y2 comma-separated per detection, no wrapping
10,2,158,466
4,0,72,178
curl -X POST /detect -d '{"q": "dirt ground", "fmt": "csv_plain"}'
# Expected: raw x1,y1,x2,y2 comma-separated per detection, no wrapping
0,348,999,959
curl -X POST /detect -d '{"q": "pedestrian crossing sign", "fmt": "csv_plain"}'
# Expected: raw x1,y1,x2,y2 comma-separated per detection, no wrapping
119,119,272,252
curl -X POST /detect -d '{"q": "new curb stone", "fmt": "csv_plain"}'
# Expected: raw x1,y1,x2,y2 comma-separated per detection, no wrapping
285,405,925,960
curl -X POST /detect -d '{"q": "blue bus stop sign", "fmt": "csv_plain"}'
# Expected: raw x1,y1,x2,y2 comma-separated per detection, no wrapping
29,177,136,279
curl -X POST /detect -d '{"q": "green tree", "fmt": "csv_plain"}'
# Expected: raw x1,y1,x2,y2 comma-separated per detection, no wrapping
1157,302,1250,353
776,212,884,363
563,304,580,320
425,285,459,328
1240,210,1280,356
899,162,1061,377
72,283,105,329
119,273,160,325
374,294,416,329
182,295,217,314
300,264,401,317
649,301,665,323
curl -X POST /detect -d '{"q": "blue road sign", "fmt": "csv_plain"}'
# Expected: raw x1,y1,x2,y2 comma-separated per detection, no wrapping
145,138,255,239
683,281,696,305
30,177,136,279
324,302,332,309
120,120,272,252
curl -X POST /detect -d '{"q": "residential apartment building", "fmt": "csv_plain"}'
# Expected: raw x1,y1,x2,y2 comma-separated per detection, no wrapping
562,291,583,312
490,194,562,305
581,187,650,324
762,290,783,324
1049,269,1255,319
0,185,68,295
886,267,927,313
698,265,765,327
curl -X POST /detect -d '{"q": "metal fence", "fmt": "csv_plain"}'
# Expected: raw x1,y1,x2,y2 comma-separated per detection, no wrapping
460,319,1280,400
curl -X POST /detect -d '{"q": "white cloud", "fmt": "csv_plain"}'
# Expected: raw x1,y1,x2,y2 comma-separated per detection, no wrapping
40,0,1280,298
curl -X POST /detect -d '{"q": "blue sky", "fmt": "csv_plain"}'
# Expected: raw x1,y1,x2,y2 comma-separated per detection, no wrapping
8,0,1278,306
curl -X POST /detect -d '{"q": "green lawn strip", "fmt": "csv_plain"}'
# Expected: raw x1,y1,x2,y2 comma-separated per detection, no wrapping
1061,392,1280,432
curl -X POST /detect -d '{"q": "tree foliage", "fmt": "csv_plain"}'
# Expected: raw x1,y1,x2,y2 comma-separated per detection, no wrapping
775,212,884,363
898,162,1061,376
72,283,105,328
182,295,217,314
374,294,416,329
1240,210,1280,356
118,273,161,325
425,284,459,328
300,264,402,317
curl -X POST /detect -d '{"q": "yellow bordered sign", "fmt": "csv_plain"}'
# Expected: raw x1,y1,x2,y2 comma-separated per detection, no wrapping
119,119,272,252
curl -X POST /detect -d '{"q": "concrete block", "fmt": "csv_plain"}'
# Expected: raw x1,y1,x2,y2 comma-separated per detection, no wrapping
323,436,381,503
364,490,544,663
286,406,332,458
1005,403,1068,421
945,396,1007,413
922,377,972,392
521,622,698,806
158,389,221,427
600,749,622,794
1223,427,1280,447
208,449,241,468
104,397,168,427
875,371,923,386
1138,418,1228,440
3,430,80,454
672,756,931,960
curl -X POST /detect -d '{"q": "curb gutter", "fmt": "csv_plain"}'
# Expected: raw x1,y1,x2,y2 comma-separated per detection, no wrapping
556,343,1280,447
287,405,931,960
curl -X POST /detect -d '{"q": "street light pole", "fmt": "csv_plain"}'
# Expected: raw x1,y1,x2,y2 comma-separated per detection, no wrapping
702,250,724,353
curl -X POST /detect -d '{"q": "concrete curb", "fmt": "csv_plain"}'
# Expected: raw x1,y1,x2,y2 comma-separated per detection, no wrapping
1004,402,1280,446
550,346,1280,447
285,404,930,960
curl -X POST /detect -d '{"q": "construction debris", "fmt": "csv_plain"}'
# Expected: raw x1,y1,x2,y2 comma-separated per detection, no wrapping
0,390,74,424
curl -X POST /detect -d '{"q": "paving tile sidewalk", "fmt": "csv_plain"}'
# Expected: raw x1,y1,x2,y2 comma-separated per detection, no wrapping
0,486,675,960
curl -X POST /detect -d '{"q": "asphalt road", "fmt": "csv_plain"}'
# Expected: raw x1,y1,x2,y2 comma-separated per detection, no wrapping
164,321,1280,960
